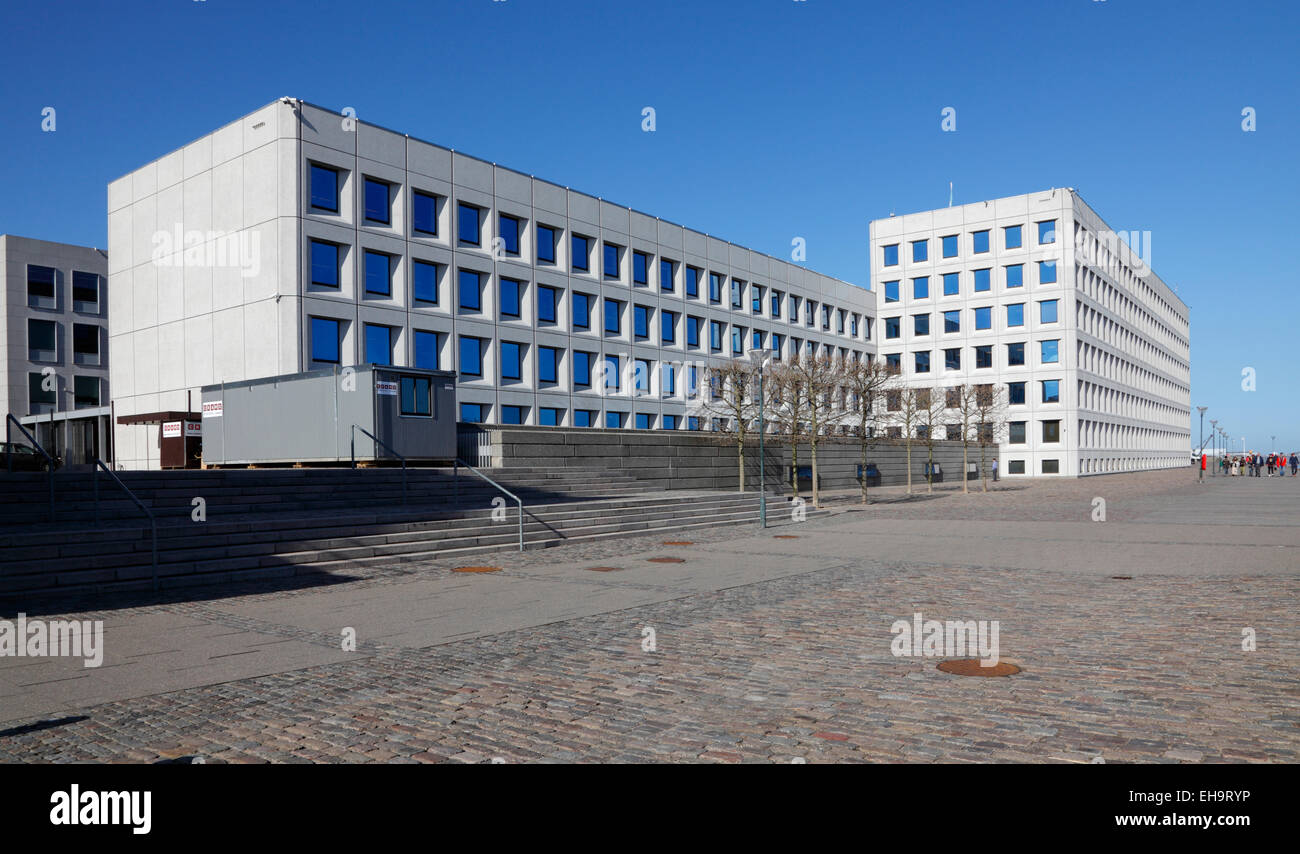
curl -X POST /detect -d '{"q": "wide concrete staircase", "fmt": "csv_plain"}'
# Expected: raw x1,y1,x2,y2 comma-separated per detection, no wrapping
0,466,821,598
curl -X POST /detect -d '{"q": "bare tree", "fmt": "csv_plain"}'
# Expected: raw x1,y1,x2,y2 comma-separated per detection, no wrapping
843,357,898,504
887,386,927,495
700,359,760,492
972,383,1008,492
767,360,807,500
916,385,950,494
784,349,845,508
951,384,981,494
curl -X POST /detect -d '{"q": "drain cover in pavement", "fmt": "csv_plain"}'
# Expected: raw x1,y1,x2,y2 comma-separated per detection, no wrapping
937,659,1021,677
647,557,685,563
662,540,694,546
452,566,502,573
585,566,622,572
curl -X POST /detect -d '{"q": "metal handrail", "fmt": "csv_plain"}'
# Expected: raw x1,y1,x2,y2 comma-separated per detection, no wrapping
92,459,158,592
350,425,407,506
5,414,55,522
454,458,524,552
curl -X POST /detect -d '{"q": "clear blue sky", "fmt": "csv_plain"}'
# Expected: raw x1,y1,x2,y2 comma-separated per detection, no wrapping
1,0,1296,450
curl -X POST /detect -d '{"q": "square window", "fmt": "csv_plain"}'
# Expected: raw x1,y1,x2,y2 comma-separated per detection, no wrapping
1006,264,1024,288
663,415,678,430
458,270,481,311
1004,225,1022,249
1008,381,1026,404
501,405,525,425
974,345,993,369
460,403,485,423
73,375,99,408
364,250,392,296
540,407,562,426
400,377,432,417
1042,459,1060,474
1042,420,1060,442
913,313,930,336
364,178,391,224
943,310,960,333
635,413,652,430
973,268,991,292
1042,379,1060,403
1041,339,1059,363
912,276,929,299
974,306,992,330
310,317,341,363
1040,299,1059,323
310,241,339,288
574,409,595,427
500,341,522,381
606,411,624,429
28,318,57,361
1007,303,1024,326
459,336,484,378
310,164,340,212
914,351,930,373
972,230,990,254
1038,260,1057,284
941,234,958,258
886,353,901,372
911,239,928,262
500,278,522,319
884,280,899,303
572,235,590,271
572,292,591,329
942,272,959,296
364,324,393,366
1037,220,1056,245
538,346,559,383
883,244,899,266
413,190,438,235
537,225,557,263
538,286,558,323
944,348,960,370
413,260,439,304
1009,422,1026,444
458,203,480,245
414,330,440,370
72,271,100,311
885,317,901,339
1008,459,1026,474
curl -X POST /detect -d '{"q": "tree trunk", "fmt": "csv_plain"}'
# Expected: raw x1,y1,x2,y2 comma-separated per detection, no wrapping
905,440,913,494
927,443,934,494
980,443,988,492
860,435,869,504
811,436,820,509
737,434,745,493
790,439,800,500
962,440,969,494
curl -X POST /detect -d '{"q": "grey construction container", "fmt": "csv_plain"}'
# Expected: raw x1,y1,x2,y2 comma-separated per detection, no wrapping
200,365,457,466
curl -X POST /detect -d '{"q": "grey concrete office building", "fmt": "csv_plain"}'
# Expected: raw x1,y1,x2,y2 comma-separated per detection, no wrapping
0,234,111,465
869,189,1191,478
107,99,876,469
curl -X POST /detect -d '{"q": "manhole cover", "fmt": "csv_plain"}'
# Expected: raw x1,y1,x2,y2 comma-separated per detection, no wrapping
585,566,622,572
936,659,1021,677
773,535,800,540
647,557,685,564
452,566,502,573
662,540,694,546
1110,576,1133,580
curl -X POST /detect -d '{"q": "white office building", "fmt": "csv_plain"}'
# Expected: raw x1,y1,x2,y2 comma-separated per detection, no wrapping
869,189,1191,477
108,99,875,469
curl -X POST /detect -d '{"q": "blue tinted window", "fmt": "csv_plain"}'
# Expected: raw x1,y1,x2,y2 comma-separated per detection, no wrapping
752,329,762,349
686,267,700,297
459,336,482,377
1004,225,1022,249
1040,300,1059,323
634,305,650,339
660,259,674,291
364,250,391,295
710,320,722,351
942,272,959,296
1038,260,1057,284
663,364,676,394
688,416,700,431
574,351,593,385
539,346,558,383
458,270,480,311
500,278,521,318
663,415,677,430
458,204,480,245
731,327,742,355
634,359,651,393
573,292,591,328
886,353,901,371
310,240,339,287
364,179,390,224
537,225,556,263
975,345,993,368
537,286,557,323
574,410,595,428
883,244,899,266
974,307,992,330
661,311,675,342
709,273,723,303
499,215,520,255
1007,342,1025,365
413,191,437,235
885,317,900,339
572,235,589,271
413,260,438,303
501,405,525,425
972,230,989,253
687,316,700,347
310,165,339,212
1041,339,1059,363
911,240,928,262
400,377,431,417
604,244,620,278
604,355,620,391
635,413,652,429
943,310,960,333
884,280,899,302
912,277,929,299
1007,303,1024,326
1006,264,1024,287
500,341,522,380
731,279,743,309
1008,381,1026,404
310,317,340,363
915,351,930,373
973,268,991,292
913,314,929,335
772,332,783,356
1037,220,1056,244
414,330,439,369
941,235,957,258
633,252,649,284
606,411,623,429
364,324,392,365
460,403,484,423
604,299,621,334
944,348,960,370
540,408,561,426
1042,380,1060,403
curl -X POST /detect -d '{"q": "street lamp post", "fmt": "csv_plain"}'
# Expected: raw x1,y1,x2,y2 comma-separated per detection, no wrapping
1209,419,1218,477
1196,406,1207,480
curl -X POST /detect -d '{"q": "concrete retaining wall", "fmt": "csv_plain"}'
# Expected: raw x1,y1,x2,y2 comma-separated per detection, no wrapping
459,425,995,493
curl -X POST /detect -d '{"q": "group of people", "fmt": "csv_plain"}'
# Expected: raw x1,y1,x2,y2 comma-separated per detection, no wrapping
1219,452,1299,477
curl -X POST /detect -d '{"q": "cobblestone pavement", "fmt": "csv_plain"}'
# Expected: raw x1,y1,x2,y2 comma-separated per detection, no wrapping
1,470,1297,763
